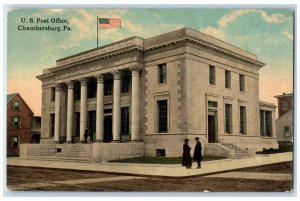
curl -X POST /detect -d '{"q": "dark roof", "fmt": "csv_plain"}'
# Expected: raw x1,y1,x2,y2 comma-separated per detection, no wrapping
7,93,18,103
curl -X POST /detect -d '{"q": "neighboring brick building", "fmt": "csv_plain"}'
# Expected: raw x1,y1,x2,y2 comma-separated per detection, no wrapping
7,93,34,156
274,93,293,145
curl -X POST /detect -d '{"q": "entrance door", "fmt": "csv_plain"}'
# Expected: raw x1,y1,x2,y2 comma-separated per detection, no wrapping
104,115,113,143
208,115,217,143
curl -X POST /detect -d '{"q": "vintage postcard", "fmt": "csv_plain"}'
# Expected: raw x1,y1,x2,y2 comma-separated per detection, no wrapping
6,7,294,193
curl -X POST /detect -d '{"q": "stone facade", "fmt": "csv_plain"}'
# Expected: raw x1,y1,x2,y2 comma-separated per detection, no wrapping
33,28,278,161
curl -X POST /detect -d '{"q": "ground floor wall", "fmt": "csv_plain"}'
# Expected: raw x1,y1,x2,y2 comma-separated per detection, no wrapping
7,129,32,157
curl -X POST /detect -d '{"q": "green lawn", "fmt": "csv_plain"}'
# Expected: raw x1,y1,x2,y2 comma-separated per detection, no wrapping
256,145,293,154
109,155,226,164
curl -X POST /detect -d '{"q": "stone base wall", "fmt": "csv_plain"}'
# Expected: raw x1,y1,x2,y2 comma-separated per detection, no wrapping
144,133,206,157
20,144,56,157
92,142,144,163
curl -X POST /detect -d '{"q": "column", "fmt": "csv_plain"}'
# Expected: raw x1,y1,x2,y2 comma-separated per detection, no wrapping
112,70,121,142
54,83,62,143
130,66,142,141
95,74,104,142
79,77,88,142
66,81,74,143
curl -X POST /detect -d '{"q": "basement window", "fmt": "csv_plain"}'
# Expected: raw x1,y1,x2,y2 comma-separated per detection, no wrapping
156,149,166,157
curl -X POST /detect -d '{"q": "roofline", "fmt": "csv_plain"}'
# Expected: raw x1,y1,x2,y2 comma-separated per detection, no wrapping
7,93,34,115
274,93,293,98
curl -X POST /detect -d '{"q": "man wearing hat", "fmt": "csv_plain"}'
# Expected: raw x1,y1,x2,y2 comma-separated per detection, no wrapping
182,138,192,169
193,137,202,169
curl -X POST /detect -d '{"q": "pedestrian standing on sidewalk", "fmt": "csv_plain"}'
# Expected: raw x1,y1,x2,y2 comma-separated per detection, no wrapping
182,138,192,169
193,137,202,169
84,128,89,143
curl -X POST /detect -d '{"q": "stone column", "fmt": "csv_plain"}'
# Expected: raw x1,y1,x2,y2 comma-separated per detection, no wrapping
66,81,74,143
54,83,62,143
112,70,121,142
95,74,104,142
79,77,88,142
130,66,142,141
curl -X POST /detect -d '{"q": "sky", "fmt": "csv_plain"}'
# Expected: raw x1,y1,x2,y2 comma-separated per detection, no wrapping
6,8,294,116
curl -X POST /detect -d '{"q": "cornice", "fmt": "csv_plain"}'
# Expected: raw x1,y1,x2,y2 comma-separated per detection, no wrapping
144,36,265,68
50,45,143,74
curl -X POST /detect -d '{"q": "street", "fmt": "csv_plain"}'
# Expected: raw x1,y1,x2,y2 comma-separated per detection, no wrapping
6,162,292,192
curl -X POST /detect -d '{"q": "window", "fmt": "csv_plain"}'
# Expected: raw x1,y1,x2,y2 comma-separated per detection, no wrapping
158,100,168,133
265,111,272,137
12,102,19,111
282,100,288,111
158,63,167,84
51,87,55,102
104,77,113,96
208,101,218,108
209,65,216,85
225,70,231,89
239,74,245,92
284,126,290,137
240,106,246,134
121,107,130,135
260,110,273,137
50,114,55,137
156,149,166,156
12,117,20,128
121,72,131,93
12,136,18,148
225,104,232,134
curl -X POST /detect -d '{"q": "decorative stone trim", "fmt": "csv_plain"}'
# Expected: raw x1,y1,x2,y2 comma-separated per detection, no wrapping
66,81,74,89
55,83,63,91
78,77,88,86
129,66,143,76
111,70,121,80
95,74,104,83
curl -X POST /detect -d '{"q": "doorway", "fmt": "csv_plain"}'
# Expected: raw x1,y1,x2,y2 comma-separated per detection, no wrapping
208,114,217,143
104,115,113,143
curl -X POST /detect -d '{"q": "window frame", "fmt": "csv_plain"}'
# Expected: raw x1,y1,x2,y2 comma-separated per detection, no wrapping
239,74,245,92
157,99,168,133
225,70,231,89
12,136,19,148
209,65,216,86
158,63,167,84
239,106,247,135
12,116,21,128
224,103,232,134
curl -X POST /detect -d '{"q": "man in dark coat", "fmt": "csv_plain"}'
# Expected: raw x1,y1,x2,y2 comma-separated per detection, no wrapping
193,137,202,169
182,138,192,169
84,128,89,143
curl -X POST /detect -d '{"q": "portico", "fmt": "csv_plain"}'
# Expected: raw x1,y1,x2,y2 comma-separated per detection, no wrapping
52,67,142,144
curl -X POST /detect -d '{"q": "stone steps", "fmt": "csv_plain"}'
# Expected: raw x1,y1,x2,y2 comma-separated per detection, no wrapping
222,144,248,158
26,144,93,163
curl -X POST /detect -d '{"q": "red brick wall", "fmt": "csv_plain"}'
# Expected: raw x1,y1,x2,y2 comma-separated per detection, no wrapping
7,94,33,156
277,95,293,118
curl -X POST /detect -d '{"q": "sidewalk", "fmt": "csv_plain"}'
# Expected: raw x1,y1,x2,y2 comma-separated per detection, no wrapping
7,152,292,177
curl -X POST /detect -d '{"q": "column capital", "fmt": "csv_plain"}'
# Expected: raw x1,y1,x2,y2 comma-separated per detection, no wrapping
95,74,104,83
66,81,74,89
111,70,121,80
79,77,88,86
129,66,143,75
55,83,63,91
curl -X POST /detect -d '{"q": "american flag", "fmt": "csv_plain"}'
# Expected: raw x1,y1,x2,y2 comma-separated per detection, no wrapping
98,18,121,29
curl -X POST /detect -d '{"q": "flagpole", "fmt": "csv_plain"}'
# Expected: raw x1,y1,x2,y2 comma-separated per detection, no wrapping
97,16,99,48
